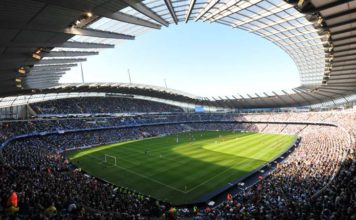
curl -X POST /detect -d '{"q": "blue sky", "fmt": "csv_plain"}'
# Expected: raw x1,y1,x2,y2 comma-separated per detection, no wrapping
60,22,300,97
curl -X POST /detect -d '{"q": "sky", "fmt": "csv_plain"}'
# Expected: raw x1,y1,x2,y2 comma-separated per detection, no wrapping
60,22,300,97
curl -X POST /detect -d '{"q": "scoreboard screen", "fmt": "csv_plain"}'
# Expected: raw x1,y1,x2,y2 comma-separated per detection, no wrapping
195,106,204,112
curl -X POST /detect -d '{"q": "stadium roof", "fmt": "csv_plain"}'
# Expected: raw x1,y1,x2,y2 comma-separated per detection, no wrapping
0,0,356,108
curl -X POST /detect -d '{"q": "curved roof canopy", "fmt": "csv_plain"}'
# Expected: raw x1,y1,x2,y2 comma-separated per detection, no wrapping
0,0,356,108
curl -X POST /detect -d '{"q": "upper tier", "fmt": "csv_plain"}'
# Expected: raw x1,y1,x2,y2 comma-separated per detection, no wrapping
30,97,184,114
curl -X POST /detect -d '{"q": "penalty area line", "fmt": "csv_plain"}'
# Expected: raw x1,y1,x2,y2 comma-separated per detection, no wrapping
110,164,187,194
87,154,187,194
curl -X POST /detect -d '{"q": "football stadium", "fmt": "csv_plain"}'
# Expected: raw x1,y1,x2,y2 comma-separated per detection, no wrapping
0,0,356,220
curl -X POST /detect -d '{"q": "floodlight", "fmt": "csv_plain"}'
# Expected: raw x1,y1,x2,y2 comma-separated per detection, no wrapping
86,12,93,18
32,53,42,60
18,67,26,75
32,48,43,60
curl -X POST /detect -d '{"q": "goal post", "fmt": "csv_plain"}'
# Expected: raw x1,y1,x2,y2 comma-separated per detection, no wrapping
104,154,117,166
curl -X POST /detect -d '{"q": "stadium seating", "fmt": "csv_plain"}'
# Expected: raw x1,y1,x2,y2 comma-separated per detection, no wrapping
30,97,184,114
0,108,355,219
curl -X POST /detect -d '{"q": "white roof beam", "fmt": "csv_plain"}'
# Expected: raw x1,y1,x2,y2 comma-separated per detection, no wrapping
164,0,178,24
96,10,161,29
25,81,58,85
195,0,220,21
0,41,115,49
0,59,84,69
26,81,58,85
1,23,135,40
206,0,262,22
249,14,304,33
232,3,293,28
122,0,169,26
60,42,115,49
27,72,66,77
291,89,311,104
282,90,299,104
25,75,64,81
44,51,99,57
31,64,77,71
264,91,289,106
295,88,323,103
25,76,61,82
38,58,86,65
25,82,59,88
25,70,66,77
29,0,161,29
185,0,197,23
63,27,135,40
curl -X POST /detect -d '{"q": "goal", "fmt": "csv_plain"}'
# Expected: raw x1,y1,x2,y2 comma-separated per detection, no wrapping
104,154,117,167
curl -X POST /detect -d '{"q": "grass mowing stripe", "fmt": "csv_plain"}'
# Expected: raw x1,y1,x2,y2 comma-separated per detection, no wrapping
185,142,277,193
207,133,274,155
201,134,285,161
85,154,187,193
69,131,294,204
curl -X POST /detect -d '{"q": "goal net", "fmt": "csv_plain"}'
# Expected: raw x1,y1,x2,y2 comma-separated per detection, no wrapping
104,154,117,167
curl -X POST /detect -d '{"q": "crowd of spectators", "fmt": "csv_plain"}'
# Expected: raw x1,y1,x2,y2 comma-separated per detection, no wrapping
4,111,332,145
30,97,184,114
209,125,354,219
1,124,195,219
0,113,240,144
0,123,245,219
0,109,355,219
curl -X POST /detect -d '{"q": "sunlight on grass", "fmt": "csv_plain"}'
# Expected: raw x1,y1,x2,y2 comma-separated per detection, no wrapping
68,131,295,204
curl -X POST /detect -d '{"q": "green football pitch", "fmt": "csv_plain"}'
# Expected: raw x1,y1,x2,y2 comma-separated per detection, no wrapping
68,131,295,204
